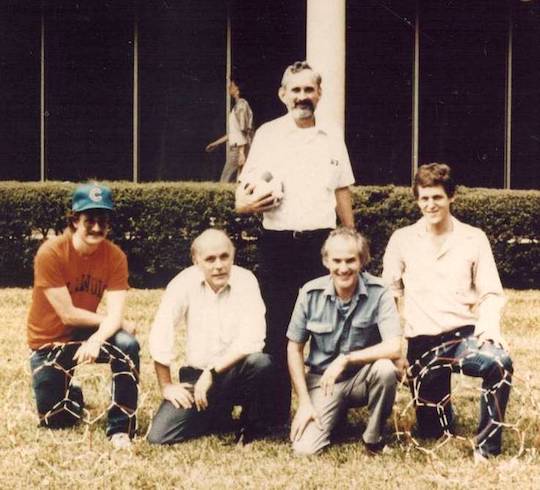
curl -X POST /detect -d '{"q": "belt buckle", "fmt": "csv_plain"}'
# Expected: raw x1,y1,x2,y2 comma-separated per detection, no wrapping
292,230,303,239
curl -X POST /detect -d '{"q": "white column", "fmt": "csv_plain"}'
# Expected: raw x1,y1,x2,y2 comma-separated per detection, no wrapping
306,0,346,133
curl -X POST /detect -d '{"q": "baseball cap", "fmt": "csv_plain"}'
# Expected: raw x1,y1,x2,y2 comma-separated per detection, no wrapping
72,183,114,212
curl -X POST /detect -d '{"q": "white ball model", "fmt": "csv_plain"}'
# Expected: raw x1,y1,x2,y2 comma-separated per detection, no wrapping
243,171,284,208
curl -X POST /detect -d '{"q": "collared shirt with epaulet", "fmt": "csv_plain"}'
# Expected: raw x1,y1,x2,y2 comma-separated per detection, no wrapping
286,272,401,373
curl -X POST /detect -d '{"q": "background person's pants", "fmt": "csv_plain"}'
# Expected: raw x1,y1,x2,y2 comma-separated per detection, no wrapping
258,228,331,426
30,329,140,437
293,360,397,455
147,352,272,445
407,325,513,456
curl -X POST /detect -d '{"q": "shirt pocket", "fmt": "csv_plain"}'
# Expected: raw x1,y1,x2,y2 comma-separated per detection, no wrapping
306,321,336,354
350,319,382,350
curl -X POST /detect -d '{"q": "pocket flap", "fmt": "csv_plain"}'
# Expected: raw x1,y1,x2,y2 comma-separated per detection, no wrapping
306,321,333,334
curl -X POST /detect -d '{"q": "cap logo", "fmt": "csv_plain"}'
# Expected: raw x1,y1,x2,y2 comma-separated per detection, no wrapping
89,187,103,203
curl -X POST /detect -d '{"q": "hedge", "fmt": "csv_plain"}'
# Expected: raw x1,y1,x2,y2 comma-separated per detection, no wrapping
0,181,538,289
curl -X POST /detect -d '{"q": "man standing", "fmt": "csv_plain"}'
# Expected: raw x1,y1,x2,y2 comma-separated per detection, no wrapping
383,163,513,460
27,183,139,449
287,228,401,455
235,61,355,425
147,229,272,445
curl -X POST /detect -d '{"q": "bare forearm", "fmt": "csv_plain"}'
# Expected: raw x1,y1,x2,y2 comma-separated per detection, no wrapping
154,361,174,391
344,338,401,366
212,348,252,374
335,187,354,228
287,341,310,404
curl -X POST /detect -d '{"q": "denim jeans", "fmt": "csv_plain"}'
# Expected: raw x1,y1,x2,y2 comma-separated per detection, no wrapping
30,329,140,437
407,325,513,456
147,352,272,445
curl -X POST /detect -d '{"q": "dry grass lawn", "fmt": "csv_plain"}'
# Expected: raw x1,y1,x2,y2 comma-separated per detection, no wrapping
1,288,539,489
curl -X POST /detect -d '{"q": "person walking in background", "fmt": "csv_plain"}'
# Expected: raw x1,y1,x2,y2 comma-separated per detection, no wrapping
206,80,253,183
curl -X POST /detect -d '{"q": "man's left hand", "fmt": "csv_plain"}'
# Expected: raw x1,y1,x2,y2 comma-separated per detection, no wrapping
476,331,509,352
74,337,102,364
194,369,213,411
320,354,348,397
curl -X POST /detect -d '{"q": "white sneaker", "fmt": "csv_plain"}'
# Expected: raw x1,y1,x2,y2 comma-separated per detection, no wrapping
111,433,132,450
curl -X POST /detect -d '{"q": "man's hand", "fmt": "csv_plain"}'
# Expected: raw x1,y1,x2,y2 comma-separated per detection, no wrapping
74,337,102,364
393,357,409,383
320,354,348,397
162,382,194,409
205,142,218,152
476,331,509,352
194,369,213,411
235,183,277,214
290,400,321,442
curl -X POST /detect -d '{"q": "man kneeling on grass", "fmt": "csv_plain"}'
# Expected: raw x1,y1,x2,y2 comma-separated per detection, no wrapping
287,228,401,455
147,229,272,445
27,183,139,450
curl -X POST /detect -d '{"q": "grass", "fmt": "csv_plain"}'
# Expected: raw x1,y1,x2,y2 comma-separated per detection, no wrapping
1,288,539,489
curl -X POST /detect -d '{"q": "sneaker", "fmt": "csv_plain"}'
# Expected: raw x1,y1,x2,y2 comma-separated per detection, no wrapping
110,433,132,450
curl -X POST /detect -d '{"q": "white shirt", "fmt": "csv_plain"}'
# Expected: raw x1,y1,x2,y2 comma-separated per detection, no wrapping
382,217,506,339
241,113,355,231
149,265,266,368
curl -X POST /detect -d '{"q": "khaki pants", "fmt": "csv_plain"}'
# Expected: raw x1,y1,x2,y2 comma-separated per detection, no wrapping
293,359,397,455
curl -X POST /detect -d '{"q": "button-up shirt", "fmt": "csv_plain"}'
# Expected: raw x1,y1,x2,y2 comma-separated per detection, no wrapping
286,272,401,373
240,113,355,232
149,265,266,368
382,216,506,339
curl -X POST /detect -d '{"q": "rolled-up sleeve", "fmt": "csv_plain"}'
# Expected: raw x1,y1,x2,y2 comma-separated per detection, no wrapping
286,288,310,344
148,277,187,366
376,288,402,341
382,231,405,298
473,231,506,336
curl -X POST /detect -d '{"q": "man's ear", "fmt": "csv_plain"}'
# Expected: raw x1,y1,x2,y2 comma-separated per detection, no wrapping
191,253,198,266
278,87,286,104
322,255,330,272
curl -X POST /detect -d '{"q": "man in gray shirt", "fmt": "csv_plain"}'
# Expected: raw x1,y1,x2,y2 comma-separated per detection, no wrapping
287,228,401,455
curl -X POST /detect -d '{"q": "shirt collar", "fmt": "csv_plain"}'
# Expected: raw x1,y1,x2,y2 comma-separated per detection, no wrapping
195,266,236,295
413,215,470,237
283,112,328,136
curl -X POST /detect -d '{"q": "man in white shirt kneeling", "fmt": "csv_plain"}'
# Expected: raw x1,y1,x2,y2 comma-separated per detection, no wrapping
147,229,272,445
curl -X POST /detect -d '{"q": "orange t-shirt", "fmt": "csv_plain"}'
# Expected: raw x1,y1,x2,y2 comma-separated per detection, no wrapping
27,230,129,349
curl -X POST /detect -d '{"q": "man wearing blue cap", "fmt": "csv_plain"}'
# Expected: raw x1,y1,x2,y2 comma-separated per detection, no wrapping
27,183,139,449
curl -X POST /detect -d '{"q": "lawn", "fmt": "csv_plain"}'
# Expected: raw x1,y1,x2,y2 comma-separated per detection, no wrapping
1,288,539,489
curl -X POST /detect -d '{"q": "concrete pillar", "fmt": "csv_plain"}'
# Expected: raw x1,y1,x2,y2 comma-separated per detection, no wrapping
306,0,346,132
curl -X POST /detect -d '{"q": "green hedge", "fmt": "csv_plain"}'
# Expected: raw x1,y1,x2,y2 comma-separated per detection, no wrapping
1,181,538,289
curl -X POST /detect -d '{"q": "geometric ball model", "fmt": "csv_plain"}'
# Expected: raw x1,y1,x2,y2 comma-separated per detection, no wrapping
242,170,284,209
29,340,139,435
393,337,525,458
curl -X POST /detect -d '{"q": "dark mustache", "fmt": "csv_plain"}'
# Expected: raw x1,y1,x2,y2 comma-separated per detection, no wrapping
294,100,314,110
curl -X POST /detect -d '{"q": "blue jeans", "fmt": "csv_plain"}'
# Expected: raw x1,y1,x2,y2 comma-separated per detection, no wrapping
407,325,513,456
30,329,140,437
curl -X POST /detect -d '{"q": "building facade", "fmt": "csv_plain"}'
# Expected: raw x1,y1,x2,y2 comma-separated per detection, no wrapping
1,0,539,189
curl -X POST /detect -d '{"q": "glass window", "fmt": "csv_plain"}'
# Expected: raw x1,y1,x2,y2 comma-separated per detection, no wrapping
139,1,227,182
0,1,40,180
511,0,540,190
346,1,414,185
45,1,133,181
419,0,507,188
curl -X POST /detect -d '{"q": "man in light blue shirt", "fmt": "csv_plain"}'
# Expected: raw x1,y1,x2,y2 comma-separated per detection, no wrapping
287,228,401,455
